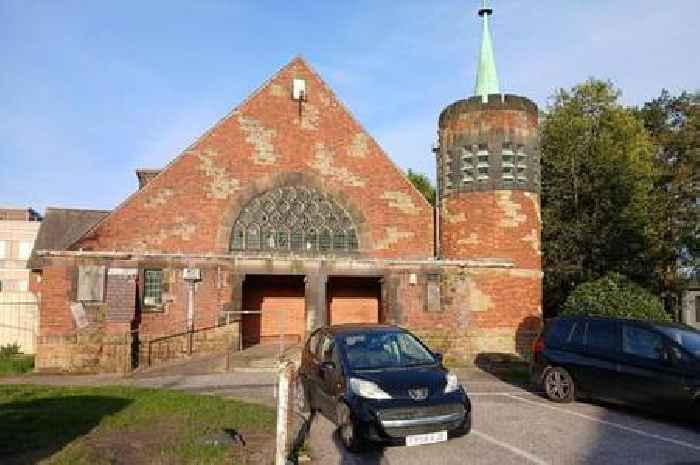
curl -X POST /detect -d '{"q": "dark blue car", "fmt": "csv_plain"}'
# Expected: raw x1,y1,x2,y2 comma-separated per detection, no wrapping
297,324,471,451
531,315,700,420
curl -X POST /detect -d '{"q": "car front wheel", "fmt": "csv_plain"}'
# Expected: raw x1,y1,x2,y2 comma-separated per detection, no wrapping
543,366,576,403
337,402,363,452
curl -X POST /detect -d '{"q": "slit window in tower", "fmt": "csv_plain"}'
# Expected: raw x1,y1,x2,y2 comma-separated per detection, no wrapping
502,142,514,167
461,146,474,164
477,144,489,167
517,166,527,184
516,145,527,165
502,166,514,183
516,145,528,185
478,166,489,181
463,166,475,184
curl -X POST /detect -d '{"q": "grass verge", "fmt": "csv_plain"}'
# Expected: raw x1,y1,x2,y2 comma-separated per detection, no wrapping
0,354,34,375
0,385,276,465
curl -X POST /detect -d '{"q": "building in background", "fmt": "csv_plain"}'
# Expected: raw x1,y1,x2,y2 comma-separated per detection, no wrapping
0,207,41,353
0,207,41,292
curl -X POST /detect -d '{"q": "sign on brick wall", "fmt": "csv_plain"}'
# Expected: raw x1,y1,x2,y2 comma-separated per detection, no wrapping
106,268,137,322
77,266,106,302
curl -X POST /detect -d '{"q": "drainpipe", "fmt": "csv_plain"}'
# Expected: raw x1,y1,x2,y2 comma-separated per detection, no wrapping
187,281,195,354
433,141,441,259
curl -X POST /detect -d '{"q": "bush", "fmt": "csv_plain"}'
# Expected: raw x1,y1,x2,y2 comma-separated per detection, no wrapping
560,273,670,322
0,343,21,358
0,354,34,375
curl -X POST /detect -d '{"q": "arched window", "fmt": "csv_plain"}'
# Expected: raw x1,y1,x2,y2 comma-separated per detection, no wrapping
230,185,359,254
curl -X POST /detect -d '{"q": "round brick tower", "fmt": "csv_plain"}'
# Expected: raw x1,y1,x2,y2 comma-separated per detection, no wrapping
431,2,542,362
437,1,541,270
437,94,541,269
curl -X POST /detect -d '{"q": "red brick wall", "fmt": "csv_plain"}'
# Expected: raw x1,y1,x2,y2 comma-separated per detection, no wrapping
390,268,541,361
39,265,74,337
137,266,233,339
441,191,541,269
76,58,433,259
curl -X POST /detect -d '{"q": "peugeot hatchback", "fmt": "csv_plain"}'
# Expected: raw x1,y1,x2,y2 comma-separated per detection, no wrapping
297,324,471,451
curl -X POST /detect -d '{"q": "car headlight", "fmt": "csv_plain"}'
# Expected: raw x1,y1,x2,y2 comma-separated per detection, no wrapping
349,378,392,399
444,372,461,394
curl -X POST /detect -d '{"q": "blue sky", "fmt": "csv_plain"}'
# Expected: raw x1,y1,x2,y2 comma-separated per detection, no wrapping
1,1,698,214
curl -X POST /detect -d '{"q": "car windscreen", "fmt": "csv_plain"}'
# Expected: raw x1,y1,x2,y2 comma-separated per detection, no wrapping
339,331,436,370
657,326,700,357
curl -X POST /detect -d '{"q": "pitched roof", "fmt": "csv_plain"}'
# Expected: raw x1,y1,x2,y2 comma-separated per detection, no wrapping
33,207,110,252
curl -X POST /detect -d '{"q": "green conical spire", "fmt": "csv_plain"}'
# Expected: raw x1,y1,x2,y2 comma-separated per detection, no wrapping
474,0,500,102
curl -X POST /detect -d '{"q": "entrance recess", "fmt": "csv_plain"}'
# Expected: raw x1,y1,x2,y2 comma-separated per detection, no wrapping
327,276,382,326
241,275,305,348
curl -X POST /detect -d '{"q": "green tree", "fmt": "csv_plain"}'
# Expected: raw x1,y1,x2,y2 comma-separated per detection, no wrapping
560,273,670,322
638,91,700,316
406,169,436,206
541,79,658,316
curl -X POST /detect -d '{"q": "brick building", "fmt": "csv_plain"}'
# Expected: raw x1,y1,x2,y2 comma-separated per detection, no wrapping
31,5,543,372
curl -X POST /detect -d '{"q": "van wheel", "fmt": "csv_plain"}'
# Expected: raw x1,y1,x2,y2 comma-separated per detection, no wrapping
543,367,576,403
337,402,363,452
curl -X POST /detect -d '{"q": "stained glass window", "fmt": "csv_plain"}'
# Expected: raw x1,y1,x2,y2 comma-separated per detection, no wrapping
231,185,358,254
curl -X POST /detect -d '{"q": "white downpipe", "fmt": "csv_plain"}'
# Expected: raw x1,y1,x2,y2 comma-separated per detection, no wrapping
186,282,195,353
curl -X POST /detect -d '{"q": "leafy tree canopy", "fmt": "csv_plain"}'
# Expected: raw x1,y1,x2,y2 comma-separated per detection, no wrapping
541,79,658,316
638,90,699,297
406,169,436,206
560,273,670,322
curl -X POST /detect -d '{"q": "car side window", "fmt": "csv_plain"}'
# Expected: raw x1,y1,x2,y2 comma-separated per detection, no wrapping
547,319,575,346
567,321,587,346
622,326,664,361
587,320,618,353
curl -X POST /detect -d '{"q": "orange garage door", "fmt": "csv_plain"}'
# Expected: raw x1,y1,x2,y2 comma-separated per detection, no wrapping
328,277,381,326
242,275,305,347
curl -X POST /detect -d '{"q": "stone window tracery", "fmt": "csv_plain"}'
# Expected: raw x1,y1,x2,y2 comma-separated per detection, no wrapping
230,185,358,254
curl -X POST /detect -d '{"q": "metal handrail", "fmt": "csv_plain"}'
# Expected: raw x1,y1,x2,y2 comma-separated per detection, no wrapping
144,318,238,367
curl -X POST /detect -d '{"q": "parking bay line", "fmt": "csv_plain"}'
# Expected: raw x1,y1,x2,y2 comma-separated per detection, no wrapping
504,393,700,453
471,429,550,465
469,392,544,396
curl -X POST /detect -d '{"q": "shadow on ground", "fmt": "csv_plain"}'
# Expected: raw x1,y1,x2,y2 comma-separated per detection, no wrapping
332,429,385,465
472,316,542,391
473,353,534,390
0,394,131,465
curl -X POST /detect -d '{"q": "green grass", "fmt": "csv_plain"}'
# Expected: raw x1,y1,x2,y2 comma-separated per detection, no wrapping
0,385,276,465
0,354,34,375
